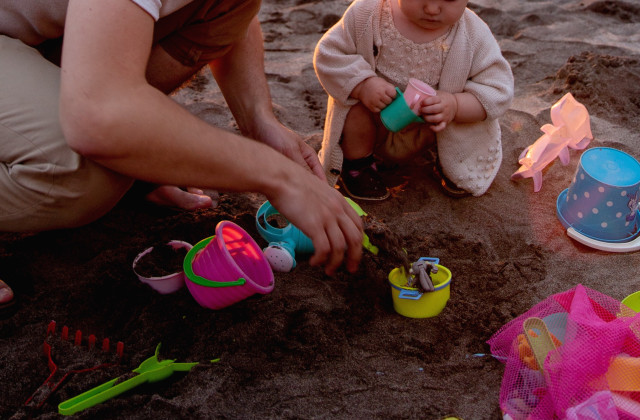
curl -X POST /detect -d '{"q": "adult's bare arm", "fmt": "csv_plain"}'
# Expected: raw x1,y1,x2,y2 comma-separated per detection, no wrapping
209,16,325,181
60,0,361,273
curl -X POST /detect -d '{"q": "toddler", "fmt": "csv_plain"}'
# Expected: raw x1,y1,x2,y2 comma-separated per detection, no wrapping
314,0,514,199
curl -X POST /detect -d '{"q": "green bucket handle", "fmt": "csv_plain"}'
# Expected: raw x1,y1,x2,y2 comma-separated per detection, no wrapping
183,236,247,288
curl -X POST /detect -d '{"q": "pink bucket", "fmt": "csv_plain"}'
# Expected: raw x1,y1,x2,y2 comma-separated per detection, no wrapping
183,221,274,309
133,240,193,294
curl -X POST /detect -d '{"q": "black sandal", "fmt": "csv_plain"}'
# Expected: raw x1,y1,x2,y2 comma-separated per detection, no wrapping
340,156,390,201
430,160,471,198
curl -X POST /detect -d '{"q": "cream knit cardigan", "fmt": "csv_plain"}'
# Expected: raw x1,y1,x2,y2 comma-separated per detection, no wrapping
313,0,514,196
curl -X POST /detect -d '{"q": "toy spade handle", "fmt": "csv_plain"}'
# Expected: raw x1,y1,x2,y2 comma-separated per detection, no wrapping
58,374,147,415
59,343,200,416
59,361,200,415
522,317,557,373
567,227,640,253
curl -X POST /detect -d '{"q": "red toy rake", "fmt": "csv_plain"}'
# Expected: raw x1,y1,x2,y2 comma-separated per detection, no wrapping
24,320,124,409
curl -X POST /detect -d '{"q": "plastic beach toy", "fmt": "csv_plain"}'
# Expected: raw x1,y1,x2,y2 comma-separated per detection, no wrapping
618,291,640,342
25,321,124,410
620,291,640,317
621,291,640,312
58,344,200,416
566,227,640,253
183,221,274,309
133,240,193,294
256,197,379,272
256,200,314,272
403,78,436,112
489,285,640,419
522,317,559,373
557,147,640,251
388,257,452,318
511,92,593,192
603,355,640,392
380,87,425,132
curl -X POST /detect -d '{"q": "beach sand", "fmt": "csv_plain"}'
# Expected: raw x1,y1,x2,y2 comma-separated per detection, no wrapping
1,0,640,418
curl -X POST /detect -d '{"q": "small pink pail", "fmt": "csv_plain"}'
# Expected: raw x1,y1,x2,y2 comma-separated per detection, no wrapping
184,221,274,309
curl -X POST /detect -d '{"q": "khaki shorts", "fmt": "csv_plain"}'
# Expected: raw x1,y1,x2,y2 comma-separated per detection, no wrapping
155,0,261,67
0,35,134,232
375,123,436,163
0,0,261,232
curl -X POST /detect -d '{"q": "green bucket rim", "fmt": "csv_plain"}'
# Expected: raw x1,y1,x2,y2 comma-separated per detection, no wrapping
183,236,247,288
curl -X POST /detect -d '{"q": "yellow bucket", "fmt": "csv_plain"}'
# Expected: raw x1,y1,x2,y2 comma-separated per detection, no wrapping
388,263,452,318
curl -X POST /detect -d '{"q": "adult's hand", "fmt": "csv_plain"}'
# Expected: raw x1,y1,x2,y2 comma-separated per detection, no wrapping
253,119,326,181
267,173,364,275
209,17,325,180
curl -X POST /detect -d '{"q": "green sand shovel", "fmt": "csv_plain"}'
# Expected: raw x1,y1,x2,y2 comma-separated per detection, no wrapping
58,344,204,416
344,197,379,255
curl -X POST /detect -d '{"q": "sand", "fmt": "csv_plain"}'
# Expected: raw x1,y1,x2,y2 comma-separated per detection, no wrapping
1,0,640,418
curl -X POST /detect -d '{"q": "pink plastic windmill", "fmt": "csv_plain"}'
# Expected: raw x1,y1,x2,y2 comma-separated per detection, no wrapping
511,93,593,192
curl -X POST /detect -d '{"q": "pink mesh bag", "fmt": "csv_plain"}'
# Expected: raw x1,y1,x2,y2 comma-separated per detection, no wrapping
487,284,640,419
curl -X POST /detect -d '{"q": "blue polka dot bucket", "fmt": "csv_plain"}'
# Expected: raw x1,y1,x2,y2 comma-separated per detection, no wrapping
557,147,640,242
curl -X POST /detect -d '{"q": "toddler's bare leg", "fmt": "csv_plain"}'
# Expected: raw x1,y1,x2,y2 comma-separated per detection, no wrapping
341,103,381,160
338,103,389,200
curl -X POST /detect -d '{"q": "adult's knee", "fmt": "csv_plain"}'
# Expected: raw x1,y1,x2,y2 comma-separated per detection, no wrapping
51,157,135,229
0,154,133,232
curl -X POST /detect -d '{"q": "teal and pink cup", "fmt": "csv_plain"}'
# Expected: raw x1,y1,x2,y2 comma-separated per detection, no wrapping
184,221,274,309
380,78,435,132
403,78,436,111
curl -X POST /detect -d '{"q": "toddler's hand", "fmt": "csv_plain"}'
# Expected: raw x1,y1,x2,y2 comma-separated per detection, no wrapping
351,77,396,113
418,91,458,132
